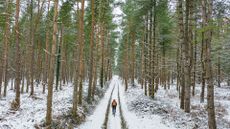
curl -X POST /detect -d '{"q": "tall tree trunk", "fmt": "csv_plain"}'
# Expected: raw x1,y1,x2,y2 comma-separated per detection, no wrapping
87,0,95,103
124,37,129,91
155,52,159,93
184,0,191,113
37,37,42,86
148,10,153,96
192,11,198,96
26,37,30,93
141,31,145,89
14,0,21,109
21,63,25,93
144,15,148,96
177,0,185,110
162,52,166,89
61,37,67,86
189,0,195,97
29,0,35,96
59,25,64,90
200,24,206,103
78,0,85,105
131,31,136,87
72,2,81,117
46,0,58,126
176,45,181,92
105,34,110,82
202,0,217,128
0,45,3,95
217,51,221,87
55,26,62,91
43,0,51,94
35,0,44,87
3,0,10,97
100,25,105,88
192,30,197,96
151,0,156,98
92,27,100,101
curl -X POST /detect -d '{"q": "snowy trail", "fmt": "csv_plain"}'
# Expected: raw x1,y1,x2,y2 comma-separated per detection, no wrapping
107,81,121,129
79,76,176,129
78,76,118,129
118,79,176,129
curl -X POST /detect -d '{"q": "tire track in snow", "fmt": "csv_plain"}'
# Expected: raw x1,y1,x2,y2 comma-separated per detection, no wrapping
78,76,117,129
107,82,121,129
101,83,116,129
105,79,128,129
118,84,128,129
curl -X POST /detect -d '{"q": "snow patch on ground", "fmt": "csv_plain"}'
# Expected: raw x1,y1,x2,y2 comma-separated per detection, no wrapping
119,80,176,129
0,80,109,129
122,81,230,129
0,83,73,129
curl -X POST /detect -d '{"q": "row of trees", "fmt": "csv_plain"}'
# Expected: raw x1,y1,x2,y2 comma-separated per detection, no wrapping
117,0,230,129
0,0,118,127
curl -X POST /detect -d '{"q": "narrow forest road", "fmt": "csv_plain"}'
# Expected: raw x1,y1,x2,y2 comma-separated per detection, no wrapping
78,76,174,129
107,80,121,129
78,76,123,129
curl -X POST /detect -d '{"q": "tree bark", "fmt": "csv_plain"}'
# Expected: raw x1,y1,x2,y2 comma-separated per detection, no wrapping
14,0,21,108
201,0,217,128
217,51,221,87
55,26,62,91
184,0,191,113
177,0,185,110
200,27,206,103
43,0,51,94
78,0,85,105
87,0,95,103
100,25,105,88
72,2,81,117
92,27,100,101
148,10,153,96
141,30,145,89
29,0,35,96
131,31,136,87
3,0,10,97
124,37,129,91
151,0,156,98
46,0,58,126
144,15,148,96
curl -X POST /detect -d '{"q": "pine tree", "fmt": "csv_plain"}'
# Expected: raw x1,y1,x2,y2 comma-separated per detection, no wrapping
201,0,217,128
46,0,58,126
13,0,21,109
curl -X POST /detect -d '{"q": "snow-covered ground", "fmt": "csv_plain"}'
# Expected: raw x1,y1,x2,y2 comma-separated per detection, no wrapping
107,81,121,129
0,80,108,129
0,83,73,129
78,76,117,129
119,80,176,129
1,77,229,129
122,80,230,129
79,76,176,129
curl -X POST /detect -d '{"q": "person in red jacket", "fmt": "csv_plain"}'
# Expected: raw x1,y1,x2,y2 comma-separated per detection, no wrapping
112,99,117,116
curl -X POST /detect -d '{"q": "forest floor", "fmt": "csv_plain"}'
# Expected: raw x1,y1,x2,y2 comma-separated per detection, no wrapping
0,77,230,129
124,81,230,129
0,81,108,129
78,76,175,129
0,82,75,129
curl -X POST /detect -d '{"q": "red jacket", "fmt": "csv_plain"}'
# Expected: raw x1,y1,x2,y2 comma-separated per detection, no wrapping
112,100,117,107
